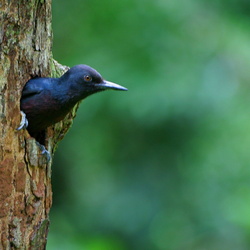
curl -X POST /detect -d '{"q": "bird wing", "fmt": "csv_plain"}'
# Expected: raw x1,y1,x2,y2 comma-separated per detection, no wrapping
21,78,44,98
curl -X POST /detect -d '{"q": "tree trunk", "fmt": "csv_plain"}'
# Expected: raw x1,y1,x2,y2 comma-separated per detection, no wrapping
0,1,74,248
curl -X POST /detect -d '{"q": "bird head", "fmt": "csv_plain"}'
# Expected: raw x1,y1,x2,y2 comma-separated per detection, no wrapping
60,65,127,99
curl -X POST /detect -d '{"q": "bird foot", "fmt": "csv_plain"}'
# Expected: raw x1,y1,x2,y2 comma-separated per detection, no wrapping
36,142,51,163
16,111,29,130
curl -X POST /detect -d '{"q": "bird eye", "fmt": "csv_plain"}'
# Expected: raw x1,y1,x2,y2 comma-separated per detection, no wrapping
84,75,92,82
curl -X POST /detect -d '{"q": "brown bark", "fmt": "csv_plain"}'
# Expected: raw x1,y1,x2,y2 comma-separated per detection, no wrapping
0,1,75,248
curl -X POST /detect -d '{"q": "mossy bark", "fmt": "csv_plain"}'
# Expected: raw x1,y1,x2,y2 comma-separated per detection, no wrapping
0,1,75,248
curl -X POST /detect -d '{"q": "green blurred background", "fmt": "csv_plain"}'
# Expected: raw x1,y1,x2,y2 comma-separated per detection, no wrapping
47,0,250,249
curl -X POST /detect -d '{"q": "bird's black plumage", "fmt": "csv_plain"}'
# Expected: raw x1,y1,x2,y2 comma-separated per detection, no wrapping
20,64,127,144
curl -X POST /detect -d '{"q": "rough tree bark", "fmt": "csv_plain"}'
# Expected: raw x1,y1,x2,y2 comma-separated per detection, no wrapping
0,1,76,248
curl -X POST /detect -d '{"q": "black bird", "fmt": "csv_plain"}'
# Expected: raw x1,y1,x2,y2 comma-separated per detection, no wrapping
18,64,127,157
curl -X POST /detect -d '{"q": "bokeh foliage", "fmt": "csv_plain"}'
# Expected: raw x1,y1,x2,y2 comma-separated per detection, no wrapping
48,0,250,249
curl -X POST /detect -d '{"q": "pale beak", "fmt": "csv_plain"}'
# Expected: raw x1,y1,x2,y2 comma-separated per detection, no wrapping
97,80,128,91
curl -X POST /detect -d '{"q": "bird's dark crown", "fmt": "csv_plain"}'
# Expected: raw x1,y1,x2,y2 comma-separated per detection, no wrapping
60,64,103,85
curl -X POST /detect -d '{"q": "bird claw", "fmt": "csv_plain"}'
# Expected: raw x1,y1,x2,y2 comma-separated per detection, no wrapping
16,111,29,130
17,112,50,163
36,142,51,163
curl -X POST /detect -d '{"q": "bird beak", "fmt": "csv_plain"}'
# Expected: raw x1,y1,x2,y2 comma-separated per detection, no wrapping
97,80,128,91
